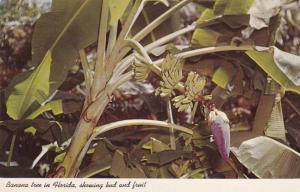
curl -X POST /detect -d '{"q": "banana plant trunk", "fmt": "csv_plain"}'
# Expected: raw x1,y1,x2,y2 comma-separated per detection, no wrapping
55,91,110,177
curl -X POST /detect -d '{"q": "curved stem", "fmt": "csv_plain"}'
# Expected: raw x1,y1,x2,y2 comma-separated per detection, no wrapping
109,71,134,91
75,119,193,174
123,39,153,64
143,46,255,93
92,119,193,138
144,24,196,51
115,0,193,63
153,45,255,66
112,24,196,80
113,45,254,85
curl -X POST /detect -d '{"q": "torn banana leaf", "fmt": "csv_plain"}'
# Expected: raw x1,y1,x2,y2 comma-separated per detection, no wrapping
232,136,300,178
246,47,300,94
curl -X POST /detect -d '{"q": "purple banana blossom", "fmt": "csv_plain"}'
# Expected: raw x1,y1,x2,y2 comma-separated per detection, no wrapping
208,109,230,161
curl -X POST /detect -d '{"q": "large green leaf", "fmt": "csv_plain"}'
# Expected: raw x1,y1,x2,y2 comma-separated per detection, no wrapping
32,0,103,92
6,0,103,119
246,49,300,94
6,51,52,120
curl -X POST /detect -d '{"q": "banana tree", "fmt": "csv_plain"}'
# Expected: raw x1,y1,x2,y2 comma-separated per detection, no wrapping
4,0,300,178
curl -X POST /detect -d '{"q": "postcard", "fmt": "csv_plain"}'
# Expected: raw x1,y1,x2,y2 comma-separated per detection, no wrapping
1,0,300,191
